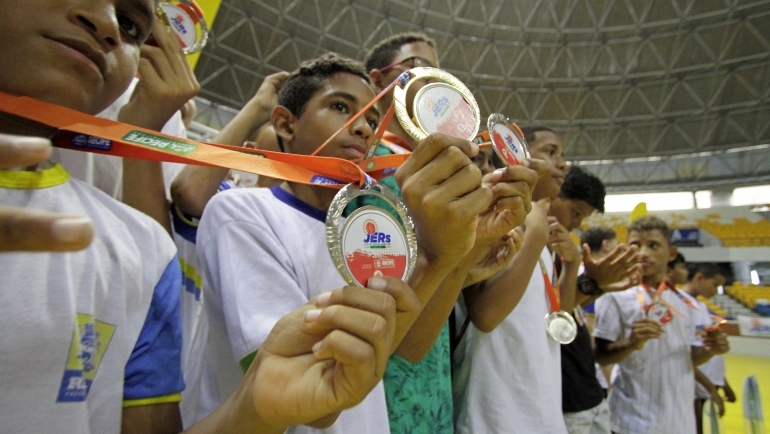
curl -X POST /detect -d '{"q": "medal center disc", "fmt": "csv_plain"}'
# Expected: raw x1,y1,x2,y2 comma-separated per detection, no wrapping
414,83,478,141
491,123,528,166
160,3,198,49
341,207,409,287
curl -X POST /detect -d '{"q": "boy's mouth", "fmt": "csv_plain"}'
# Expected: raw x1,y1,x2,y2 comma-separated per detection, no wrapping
47,36,107,79
341,143,367,160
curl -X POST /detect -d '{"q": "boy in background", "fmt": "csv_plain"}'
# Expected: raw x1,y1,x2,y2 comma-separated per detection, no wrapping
679,263,736,434
594,216,730,434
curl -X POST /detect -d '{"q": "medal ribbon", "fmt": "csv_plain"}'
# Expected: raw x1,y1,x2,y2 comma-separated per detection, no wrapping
0,93,408,188
637,280,685,318
539,257,561,313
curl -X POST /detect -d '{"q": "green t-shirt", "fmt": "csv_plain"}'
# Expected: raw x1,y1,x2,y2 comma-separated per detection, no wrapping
347,143,453,433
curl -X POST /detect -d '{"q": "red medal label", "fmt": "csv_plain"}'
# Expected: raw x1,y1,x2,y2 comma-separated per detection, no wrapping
341,208,408,286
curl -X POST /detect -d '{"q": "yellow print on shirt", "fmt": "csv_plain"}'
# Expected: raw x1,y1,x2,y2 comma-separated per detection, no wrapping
57,314,116,402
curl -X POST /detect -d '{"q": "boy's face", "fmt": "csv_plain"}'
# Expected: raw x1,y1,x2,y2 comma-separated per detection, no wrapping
549,197,595,232
0,0,155,115
693,273,725,298
628,229,676,279
375,41,439,113
284,72,380,159
529,130,567,200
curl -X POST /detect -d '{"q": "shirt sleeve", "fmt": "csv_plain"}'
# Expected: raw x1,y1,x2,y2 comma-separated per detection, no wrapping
123,255,185,403
593,294,624,342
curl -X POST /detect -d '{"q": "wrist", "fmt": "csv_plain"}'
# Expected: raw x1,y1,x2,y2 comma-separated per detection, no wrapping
577,274,603,297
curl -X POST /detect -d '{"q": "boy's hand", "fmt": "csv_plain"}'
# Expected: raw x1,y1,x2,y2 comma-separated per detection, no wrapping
711,389,726,417
523,198,551,245
464,227,523,288
250,71,290,116
629,319,664,350
474,160,543,243
395,133,493,268
547,220,580,263
721,382,737,403
249,277,418,430
702,330,730,355
0,134,93,251
119,19,200,131
582,243,641,292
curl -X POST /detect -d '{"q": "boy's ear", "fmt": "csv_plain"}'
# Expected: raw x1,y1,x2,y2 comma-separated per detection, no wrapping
369,69,385,92
667,245,678,262
271,106,296,148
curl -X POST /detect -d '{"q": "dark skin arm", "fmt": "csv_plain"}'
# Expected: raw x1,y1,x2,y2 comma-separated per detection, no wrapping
594,319,664,366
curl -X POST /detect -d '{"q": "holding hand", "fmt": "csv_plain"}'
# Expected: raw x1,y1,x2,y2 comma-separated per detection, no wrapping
246,277,419,431
547,219,580,263
396,133,492,268
629,319,664,351
464,227,523,288
119,19,200,131
702,330,730,355
474,160,543,243
0,134,93,252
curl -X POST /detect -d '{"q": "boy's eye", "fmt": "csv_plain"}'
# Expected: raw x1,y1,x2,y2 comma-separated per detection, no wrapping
117,14,141,40
366,118,378,130
331,102,348,113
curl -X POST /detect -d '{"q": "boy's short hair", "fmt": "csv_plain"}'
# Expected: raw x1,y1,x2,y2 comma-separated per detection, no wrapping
686,262,724,281
628,215,672,242
560,166,605,213
364,32,437,72
277,52,371,118
668,252,686,270
520,125,556,144
581,226,617,252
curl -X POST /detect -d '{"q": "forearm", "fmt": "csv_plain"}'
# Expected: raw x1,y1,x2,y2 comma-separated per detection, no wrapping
391,252,456,361
171,101,271,217
183,367,282,434
595,338,638,366
465,230,546,333
694,367,718,396
558,260,579,313
122,159,171,234
394,250,475,362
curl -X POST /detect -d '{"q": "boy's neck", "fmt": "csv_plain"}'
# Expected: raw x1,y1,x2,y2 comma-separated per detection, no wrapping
642,270,667,289
282,181,336,212
682,282,698,297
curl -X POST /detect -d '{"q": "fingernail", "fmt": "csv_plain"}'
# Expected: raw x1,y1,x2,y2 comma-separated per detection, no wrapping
491,168,505,181
368,276,387,290
304,309,321,322
51,217,93,244
522,159,531,167
316,291,332,307
470,141,479,154
312,341,322,353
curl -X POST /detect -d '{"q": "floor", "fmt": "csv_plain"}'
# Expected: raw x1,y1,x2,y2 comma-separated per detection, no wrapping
712,354,769,433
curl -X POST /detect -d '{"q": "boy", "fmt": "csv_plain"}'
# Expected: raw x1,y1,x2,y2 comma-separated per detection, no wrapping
668,252,689,286
594,216,730,434
196,52,494,432
456,126,576,434
0,2,416,432
679,262,736,434
362,33,542,433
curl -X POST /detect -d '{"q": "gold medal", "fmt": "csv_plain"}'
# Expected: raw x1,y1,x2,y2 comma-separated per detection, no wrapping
393,67,480,141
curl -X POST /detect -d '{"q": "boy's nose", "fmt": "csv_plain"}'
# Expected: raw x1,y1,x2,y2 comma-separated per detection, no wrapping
70,1,121,50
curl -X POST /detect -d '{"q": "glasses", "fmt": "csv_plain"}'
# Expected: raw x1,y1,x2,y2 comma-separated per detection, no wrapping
378,56,436,73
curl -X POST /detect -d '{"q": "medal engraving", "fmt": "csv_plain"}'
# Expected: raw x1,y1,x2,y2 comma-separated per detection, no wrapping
647,302,673,324
487,114,530,166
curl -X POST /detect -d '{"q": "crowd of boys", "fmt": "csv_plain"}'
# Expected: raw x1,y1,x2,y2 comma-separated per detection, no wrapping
0,1,733,433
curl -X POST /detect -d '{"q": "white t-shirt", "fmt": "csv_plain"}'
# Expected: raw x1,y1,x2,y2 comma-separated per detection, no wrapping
594,285,702,434
454,247,568,434
0,164,183,433
196,185,390,434
677,290,726,399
